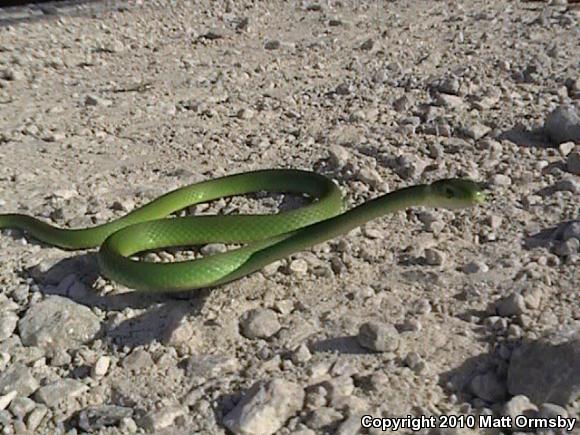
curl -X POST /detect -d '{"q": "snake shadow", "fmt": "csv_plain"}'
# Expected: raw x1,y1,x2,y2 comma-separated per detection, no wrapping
497,124,550,148
27,251,209,349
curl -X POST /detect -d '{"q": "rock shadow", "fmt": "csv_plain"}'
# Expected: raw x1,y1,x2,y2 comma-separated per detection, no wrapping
498,124,550,148
309,335,372,355
523,219,579,251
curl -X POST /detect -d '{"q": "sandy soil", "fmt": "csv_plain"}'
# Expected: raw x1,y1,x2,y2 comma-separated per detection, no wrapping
0,1,578,434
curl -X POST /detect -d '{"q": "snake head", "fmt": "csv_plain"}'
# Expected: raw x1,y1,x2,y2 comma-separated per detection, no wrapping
428,179,487,209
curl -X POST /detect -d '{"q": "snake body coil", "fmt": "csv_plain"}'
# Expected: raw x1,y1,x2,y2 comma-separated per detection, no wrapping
0,169,485,292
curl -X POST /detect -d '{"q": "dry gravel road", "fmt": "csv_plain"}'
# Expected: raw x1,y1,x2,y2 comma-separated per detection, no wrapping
0,0,578,434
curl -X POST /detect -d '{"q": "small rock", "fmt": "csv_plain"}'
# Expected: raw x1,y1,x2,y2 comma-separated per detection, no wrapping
240,308,281,339
473,94,500,111
424,248,446,266
544,105,580,145
9,397,35,419
162,312,199,349
122,349,153,371
320,375,354,401
359,39,374,50
84,94,112,107
201,29,224,40
401,116,421,127
236,108,254,120
235,17,250,32
464,123,491,140
262,260,283,277
92,356,110,377
491,174,512,186
223,379,305,435
522,287,543,310
438,77,461,95
414,299,432,316
289,259,309,275
435,93,465,109
51,350,71,367
392,154,427,180
1,67,24,81
0,312,18,341
328,145,350,168
26,405,48,432
400,318,422,332
463,261,489,274
362,226,382,239
486,316,509,332
336,414,364,435
0,390,17,410
503,395,538,419
305,385,327,410
274,300,294,315
35,379,88,407
393,95,410,112
357,167,383,188
140,406,185,432
496,293,527,316
78,405,133,432
0,364,39,397
111,199,134,212
200,243,228,256
357,321,399,352
368,371,390,391
120,417,138,433
487,214,503,229
42,131,66,142
334,83,352,96
470,371,507,402
348,109,366,122
291,343,312,364
558,141,576,156
264,40,281,50
305,406,343,430
184,354,239,379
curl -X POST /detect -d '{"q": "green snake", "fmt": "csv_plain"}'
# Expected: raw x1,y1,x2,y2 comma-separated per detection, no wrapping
0,169,486,292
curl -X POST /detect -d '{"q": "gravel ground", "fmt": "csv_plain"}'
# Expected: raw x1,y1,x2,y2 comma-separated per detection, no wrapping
0,0,579,434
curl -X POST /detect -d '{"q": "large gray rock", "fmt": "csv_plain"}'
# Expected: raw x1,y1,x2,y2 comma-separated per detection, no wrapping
544,105,580,145
18,296,101,356
223,379,305,435
507,338,579,406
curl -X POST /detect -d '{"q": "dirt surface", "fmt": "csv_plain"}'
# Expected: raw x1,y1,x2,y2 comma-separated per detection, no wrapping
0,1,578,434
